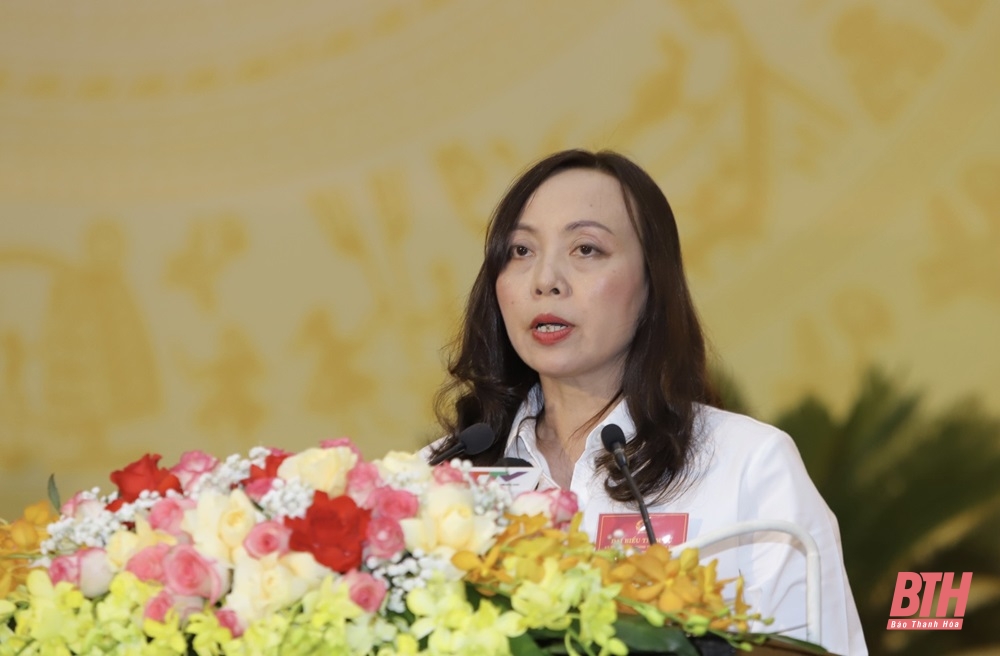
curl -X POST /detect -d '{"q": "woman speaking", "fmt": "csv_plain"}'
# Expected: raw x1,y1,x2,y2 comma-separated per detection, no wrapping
427,149,866,655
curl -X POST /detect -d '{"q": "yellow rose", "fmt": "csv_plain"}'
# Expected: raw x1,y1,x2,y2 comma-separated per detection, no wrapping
376,451,433,484
278,446,358,496
217,489,259,554
399,484,497,558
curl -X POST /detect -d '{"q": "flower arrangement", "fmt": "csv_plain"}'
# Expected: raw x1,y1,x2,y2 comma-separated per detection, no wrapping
1,440,779,655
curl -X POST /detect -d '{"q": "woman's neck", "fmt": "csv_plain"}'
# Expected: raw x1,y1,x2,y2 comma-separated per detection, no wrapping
536,379,620,463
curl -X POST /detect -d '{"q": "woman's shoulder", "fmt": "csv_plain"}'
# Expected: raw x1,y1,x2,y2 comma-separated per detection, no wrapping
692,404,801,462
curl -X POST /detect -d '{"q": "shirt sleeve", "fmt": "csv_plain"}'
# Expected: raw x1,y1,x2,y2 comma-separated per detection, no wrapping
737,429,868,656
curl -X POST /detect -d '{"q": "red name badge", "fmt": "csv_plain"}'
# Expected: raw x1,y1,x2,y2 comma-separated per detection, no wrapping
595,513,689,550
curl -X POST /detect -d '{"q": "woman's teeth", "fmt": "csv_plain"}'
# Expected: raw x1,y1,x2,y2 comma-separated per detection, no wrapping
535,324,567,333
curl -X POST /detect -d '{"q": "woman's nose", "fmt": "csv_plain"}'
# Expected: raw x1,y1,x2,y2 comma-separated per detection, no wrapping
532,254,566,296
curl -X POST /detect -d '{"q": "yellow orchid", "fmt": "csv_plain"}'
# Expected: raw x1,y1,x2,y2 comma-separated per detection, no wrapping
0,500,57,599
144,610,189,654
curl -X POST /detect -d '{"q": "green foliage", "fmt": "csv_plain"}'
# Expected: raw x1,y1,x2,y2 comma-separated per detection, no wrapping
47,474,61,512
770,369,1000,656
611,617,699,656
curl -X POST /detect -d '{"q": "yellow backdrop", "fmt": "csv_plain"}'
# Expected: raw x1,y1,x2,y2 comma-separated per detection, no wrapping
1,0,999,521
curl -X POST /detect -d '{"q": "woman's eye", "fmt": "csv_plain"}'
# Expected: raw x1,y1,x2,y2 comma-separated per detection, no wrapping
577,244,599,256
509,244,530,258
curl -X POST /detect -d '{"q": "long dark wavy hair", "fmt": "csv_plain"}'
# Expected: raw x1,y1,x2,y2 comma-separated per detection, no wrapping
431,149,717,503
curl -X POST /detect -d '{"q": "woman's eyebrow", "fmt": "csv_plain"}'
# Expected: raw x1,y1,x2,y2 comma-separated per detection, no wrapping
565,219,613,234
511,219,614,235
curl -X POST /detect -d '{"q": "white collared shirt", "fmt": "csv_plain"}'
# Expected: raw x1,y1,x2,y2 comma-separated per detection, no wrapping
492,385,867,655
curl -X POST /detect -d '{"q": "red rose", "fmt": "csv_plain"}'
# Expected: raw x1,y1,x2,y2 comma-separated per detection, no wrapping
107,454,182,511
284,491,371,572
245,450,293,483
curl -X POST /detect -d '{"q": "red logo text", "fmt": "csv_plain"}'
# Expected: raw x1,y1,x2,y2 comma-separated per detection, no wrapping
887,572,972,631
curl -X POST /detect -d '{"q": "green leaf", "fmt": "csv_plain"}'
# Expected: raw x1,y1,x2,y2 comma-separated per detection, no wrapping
510,632,551,656
756,633,830,654
612,616,699,656
47,474,61,513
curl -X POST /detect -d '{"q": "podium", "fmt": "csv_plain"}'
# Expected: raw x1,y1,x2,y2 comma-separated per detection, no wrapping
666,635,833,655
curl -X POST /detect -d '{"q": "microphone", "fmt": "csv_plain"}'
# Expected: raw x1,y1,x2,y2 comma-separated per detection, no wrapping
496,457,532,468
601,424,657,547
428,423,496,465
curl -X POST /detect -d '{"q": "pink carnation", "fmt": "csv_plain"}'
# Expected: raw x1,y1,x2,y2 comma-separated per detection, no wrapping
170,450,219,491
125,543,172,583
366,516,405,559
432,463,466,485
162,545,226,604
346,462,383,508
370,487,419,521
510,489,580,530
549,489,579,528
144,589,175,622
343,570,387,613
243,520,291,559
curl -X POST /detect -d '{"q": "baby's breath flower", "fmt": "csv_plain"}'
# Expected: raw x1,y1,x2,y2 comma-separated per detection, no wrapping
257,477,314,519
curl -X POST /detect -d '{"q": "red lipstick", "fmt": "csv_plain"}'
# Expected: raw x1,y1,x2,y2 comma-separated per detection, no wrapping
531,314,574,345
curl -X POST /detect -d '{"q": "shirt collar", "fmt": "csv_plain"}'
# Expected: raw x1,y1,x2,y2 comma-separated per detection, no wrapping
505,384,637,456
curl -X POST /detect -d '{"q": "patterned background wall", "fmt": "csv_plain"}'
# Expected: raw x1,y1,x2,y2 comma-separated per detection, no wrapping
1,0,998,522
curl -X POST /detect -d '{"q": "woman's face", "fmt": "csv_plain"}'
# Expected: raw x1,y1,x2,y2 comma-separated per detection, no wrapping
495,168,648,395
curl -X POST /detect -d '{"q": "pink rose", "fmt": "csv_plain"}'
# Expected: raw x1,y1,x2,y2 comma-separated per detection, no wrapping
50,547,114,598
319,437,361,457
60,492,104,521
49,554,79,586
366,516,405,559
432,463,466,485
346,462,383,508
170,450,219,491
149,497,196,537
144,589,205,623
162,545,226,604
370,488,419,521
125,543,172,583
343,570,387,613
243,521,291,559
216,608,245,638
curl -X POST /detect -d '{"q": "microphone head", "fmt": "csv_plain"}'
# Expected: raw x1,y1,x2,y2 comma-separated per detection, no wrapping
458,422,495,456
600,424,627,453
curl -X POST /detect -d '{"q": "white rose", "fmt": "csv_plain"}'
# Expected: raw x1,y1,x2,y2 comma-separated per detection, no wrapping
182,489,259,565
226,551,327,626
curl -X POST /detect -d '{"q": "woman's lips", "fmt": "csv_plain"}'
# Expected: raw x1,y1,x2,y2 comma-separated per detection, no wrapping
531,314,574,345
